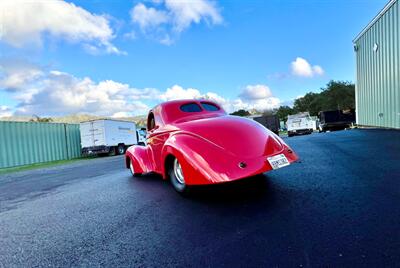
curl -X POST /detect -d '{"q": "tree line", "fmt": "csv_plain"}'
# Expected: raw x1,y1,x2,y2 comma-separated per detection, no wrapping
231,80,355,121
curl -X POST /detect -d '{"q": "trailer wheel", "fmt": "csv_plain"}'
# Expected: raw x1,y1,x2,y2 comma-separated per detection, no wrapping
117,144,126,155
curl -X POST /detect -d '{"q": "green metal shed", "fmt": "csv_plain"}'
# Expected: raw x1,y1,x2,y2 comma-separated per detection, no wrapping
0,121,81,169
353,0,400,129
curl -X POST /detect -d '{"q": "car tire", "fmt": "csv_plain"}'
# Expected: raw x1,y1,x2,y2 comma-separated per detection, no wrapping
169,158,189,194
117,144,125,155
129,158,141,177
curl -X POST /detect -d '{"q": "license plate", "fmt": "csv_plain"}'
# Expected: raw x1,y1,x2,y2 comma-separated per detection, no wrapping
267,154,290,170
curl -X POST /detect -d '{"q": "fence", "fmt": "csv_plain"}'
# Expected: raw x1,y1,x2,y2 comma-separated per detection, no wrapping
0,121,81,169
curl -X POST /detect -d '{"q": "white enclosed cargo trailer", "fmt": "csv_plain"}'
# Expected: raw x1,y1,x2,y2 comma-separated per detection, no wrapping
80,119,137,155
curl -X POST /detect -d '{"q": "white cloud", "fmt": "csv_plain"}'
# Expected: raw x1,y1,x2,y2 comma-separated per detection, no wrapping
160,85,202,101
0,0,121,54
0,106,12,117
165,0,223,32
129,0,223,44
291,57,324,77
158,84,280,112
1,61,280,117
123,31,137,40
111,111,131,118
312,65,324,76
240,84,272,100
0,61,152,116
20,72,151,116
230,96,280,112
0,59,44,91
131,3,169,30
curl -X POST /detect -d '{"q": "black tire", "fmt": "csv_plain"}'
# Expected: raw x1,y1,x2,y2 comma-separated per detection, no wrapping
117,144,125,155
169,158,189,194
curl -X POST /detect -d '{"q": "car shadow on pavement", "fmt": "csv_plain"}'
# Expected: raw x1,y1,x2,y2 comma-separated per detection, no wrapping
128,171,286,209
186,174,277,204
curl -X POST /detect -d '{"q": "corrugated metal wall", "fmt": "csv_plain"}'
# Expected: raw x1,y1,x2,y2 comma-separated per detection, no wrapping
0,121,81,169
355,0,400,129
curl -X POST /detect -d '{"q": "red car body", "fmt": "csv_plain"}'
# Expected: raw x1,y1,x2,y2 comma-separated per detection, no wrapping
125,99,298,188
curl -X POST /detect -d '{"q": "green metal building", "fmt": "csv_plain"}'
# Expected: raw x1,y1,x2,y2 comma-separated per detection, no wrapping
0,121,81,169
353,0,400,129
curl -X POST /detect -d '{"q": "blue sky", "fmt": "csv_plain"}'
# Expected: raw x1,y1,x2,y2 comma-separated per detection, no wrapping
0,0,388,117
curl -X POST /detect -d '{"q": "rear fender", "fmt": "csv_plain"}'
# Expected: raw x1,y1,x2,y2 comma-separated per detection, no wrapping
125,145,153,174
161,133,235,185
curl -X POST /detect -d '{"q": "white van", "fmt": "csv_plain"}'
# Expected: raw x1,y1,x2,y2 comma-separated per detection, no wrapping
80,119,137,155
286,112,314,137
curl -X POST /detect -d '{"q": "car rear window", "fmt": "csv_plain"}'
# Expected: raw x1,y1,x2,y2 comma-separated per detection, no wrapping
201,102,220,111
180,103,202,112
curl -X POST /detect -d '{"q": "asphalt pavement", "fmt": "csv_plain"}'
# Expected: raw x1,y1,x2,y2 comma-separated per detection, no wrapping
0,129,399,267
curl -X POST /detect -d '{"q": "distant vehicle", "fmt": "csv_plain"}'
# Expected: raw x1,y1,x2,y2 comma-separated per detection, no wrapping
251,115,280,135
80,119,137,155
286,112,314,137
136,128,147,145
309,116,319,131
125,99,298,194
318,109,355,132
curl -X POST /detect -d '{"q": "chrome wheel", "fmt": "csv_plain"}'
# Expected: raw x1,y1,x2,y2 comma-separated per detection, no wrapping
173,159,185,185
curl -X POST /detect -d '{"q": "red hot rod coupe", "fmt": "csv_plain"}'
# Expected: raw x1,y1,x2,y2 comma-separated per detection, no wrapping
125,100,298,193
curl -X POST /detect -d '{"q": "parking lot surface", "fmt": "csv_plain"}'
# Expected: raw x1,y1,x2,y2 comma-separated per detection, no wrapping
0,129,399,267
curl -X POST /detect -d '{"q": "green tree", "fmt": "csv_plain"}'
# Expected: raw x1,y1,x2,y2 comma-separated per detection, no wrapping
230,109,251,117
30,115,53,122
293,80,355,116
293,92,322,116
274,106,294,121
320,80,355,110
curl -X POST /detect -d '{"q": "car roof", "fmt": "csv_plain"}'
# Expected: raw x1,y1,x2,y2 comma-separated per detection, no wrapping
150,99,226,124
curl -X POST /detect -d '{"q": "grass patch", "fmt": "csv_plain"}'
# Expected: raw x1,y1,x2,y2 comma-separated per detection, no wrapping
279,130,288,136
0,157,95,175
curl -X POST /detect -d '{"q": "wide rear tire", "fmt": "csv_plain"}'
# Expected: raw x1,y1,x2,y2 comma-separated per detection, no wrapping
169,158,189,194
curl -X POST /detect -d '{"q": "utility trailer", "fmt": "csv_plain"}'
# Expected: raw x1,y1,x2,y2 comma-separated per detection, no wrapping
286,112,314,137
318,109,355,132
80,119,137,155
251,115,280,135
